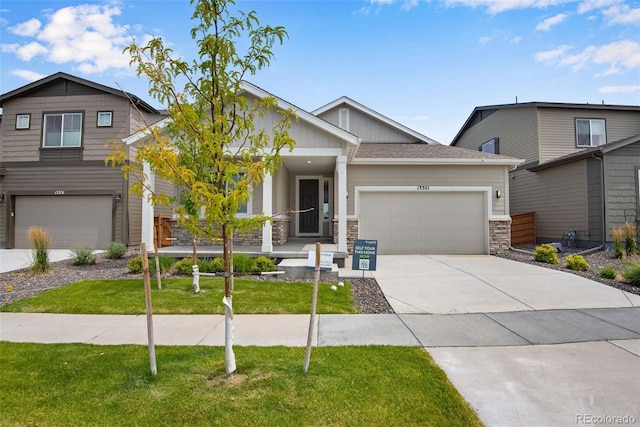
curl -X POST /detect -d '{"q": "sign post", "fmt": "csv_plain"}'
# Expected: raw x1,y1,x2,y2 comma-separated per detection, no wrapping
352,239,378,277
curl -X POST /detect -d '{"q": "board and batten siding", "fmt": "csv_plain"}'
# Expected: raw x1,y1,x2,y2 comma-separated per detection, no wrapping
538,108,640,163
510,161,589,242
604,142,640,241
454,107,539,162
587,158,604,244
273,164,290,216
1,166,126,247
347,164,508,216
316,106,416,143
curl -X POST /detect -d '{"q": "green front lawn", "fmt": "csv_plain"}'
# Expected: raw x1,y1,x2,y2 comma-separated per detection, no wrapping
0,278,358,315
0,343,482,426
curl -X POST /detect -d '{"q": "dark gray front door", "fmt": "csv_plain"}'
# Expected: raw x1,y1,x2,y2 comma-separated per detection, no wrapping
299,179,319,234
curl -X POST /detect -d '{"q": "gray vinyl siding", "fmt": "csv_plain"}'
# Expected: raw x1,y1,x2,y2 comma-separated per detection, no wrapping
510,161,589,242
128,189,142,246
538,108,640,163
603,142,640,241
587,158,603,244
317,106,416,143
252,182,263,214
1,166,126,248
347,164,508,216
0,199,6,248
454,107,539,162
273,164,290,215
154,177,175,218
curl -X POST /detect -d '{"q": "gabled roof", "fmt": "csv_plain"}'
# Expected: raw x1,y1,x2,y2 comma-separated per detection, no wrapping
0,71,160,114
313,96,440,145
529,134,640,171
451,101,640,146
352,143,523,166
125,81,361,147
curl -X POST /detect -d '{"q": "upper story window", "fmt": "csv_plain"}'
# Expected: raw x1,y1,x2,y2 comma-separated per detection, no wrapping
97,111,113,127
479,137,499,154
43,113,83,147
576,118,606,147
16,114,30,129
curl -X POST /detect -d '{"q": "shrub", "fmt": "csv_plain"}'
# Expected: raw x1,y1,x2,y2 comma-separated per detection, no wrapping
623,262,640,286
233,253,255,273
106,242,127,259
209,257,225,273
174,257,210,275
598,266,617,280
254,256,276,272
70,245,96,266
127,256,144,274
624,222,637,256
157,256,176,273
565,255,589,271
534,244,558,265
27,226,51,274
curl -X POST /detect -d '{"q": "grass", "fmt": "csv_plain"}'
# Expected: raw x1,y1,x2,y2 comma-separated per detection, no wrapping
0,343,482,427
0,278,358,315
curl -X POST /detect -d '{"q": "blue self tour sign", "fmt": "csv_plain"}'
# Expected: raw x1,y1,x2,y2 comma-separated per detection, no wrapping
352,239,377,271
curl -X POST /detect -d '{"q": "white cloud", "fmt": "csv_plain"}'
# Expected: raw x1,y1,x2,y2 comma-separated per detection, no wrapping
536,13,569,30
577,0,621,14
511,36,523,44
535,45,572,61
445,0,573,14
10,69,47,82
8,18,41,36
479,35,494,44
602,4,640,25
598,84,640,93
368,0,420,11
3,3,135,74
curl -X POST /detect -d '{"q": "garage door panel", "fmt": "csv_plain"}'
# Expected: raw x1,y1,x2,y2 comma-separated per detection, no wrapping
359,191,487,255
15,196,113,249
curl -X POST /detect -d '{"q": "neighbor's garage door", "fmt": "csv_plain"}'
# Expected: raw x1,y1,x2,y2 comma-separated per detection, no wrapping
358,191,487,254
14,196,113,249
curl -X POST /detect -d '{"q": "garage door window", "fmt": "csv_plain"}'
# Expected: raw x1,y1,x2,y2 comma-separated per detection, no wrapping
43,113,83,147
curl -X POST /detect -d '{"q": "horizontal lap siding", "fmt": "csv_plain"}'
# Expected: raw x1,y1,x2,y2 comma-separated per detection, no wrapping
347,164,507,216
510,161,589,241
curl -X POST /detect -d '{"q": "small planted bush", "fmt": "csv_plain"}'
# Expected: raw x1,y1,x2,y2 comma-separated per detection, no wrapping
127,256,144,274
157,255,176,273
612,227,625,259
254,256,276,272
623,262,640,286
70,245,96,266
28,226,51,274
106,242,127,259
233,253,256,273
565,255,589,271
624,222,637,256
209,257,225,273
534,244,558,265
598,266,617,280
174,257,210,275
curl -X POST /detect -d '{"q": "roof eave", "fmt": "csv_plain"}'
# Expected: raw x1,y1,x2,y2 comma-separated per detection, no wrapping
352,158,524,166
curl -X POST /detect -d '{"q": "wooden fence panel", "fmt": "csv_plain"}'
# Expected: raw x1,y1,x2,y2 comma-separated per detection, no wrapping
511,212,536,247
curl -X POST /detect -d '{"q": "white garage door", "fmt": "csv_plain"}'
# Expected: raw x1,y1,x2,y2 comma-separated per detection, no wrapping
15,196,113,249
358,191,487,255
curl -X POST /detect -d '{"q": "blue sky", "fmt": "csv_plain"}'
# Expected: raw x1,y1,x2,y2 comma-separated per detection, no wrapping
1,0,639,144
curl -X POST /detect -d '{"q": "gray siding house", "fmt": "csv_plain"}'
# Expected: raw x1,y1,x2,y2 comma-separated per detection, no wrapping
451,102,640,247
133,83,522,255
0,72,168,249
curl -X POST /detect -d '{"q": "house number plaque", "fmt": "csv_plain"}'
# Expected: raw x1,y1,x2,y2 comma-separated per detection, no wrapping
417,185,430,190
54,190,65,195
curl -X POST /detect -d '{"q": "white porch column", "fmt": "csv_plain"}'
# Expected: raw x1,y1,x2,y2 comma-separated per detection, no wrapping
337,156,348,253
141,161,155,251
261,171,273,252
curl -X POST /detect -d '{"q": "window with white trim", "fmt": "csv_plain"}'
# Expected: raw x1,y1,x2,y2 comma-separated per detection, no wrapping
479,137,499,154
16,114,30,129
231,173,252,215
97,111,113,127
576,119,606,147
43,113,83,147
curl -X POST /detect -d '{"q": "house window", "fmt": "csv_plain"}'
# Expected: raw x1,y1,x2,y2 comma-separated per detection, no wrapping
576,119,606,147
479,137,499,154
97,111,113,127
338,108,350,131
16,114,30,129
228,173,252,216
43,113,83,147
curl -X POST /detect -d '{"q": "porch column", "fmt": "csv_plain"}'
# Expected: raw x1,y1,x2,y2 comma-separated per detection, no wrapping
261,171,273,252
337,155,348,253
141,161,155,251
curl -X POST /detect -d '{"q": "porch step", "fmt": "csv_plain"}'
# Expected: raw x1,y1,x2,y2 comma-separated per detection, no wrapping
277,258,339,281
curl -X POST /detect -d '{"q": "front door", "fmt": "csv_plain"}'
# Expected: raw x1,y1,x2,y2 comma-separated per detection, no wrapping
299,179,319,234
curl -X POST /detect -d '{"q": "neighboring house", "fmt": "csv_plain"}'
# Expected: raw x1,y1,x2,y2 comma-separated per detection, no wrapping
0,72,169,249
451,102,640,248
130,82,522,255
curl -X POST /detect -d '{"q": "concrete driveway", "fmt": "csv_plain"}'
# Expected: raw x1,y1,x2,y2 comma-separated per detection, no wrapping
0,249,76,273
372,254,640,427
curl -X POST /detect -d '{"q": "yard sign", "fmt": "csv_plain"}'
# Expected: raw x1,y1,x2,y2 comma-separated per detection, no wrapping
352,239,378,271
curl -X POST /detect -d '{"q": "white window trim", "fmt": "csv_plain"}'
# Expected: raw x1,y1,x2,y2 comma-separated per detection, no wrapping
576,118,606,148
43,112,83,147
16,114,30,130
97,111,113,127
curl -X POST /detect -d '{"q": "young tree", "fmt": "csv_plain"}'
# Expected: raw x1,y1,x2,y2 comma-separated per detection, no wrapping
108,0,295,377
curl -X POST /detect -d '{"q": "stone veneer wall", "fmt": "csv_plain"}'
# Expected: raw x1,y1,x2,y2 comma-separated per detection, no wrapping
489,218,511,255
170,218,291,246
333,218,358,253
272,218,290,246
